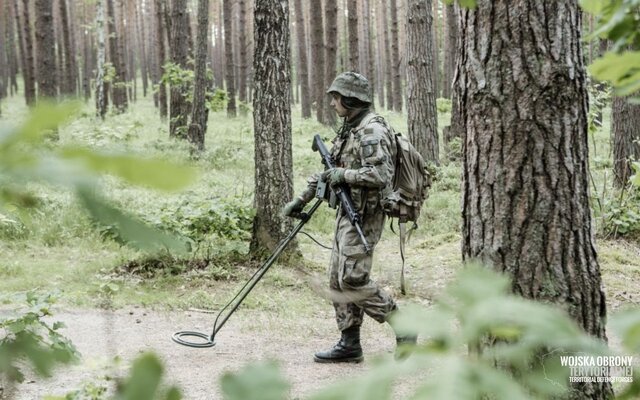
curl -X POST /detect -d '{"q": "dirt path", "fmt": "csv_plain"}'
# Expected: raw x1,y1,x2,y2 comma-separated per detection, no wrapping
8,307,420,400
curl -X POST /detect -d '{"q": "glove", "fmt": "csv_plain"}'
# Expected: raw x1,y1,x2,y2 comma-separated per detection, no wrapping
282,197,305,217
320,167,346,186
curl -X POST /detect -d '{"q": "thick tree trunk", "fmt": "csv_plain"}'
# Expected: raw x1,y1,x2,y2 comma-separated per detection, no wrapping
155,0,168,119
442,3,457,99
223,0,237,117
612,96,640,188
106,0,127,112
95,0,107,118
188,0,210,151
293,0,311,118
362,0,375,101
34,0,57,99
389,0,402,112
406,0,438,165
310,0,325,124
347,0,359,71
323,0,338,126
251,0,296,256
169,0,190,138
458,2,612,398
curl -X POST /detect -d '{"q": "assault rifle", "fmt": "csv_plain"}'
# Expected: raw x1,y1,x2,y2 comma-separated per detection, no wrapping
312,134,371,254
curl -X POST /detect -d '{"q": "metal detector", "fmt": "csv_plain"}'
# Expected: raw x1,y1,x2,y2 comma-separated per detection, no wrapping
172,199,323,348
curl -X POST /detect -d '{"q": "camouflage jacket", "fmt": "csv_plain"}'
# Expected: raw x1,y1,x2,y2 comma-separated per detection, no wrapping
301,111,396,215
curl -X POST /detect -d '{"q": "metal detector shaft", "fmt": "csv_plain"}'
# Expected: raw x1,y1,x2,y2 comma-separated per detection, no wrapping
208,198,323,341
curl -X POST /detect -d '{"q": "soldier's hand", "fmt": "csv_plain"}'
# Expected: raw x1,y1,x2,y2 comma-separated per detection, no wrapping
282,197,305,218
320,167,346,187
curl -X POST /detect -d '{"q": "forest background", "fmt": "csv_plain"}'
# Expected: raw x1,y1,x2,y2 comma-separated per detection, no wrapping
0,0,639,399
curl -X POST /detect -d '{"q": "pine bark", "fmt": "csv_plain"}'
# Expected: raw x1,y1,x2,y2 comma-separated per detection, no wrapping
375,0,385,108
323,0,338,126
389,0,402,112
310,0,325,124
406,0,438,165
34,0,57,99
188,0,210,151
169,0,190,138
106,0,127,112
612,96,640,188
347,0,359,71
293,0,311,118
136,1,148,98
4,0,19,96
251,0,296,256
223,0,237,117
362,0,375,99
458,2,612,398
82,0,93,102
442,2,457,99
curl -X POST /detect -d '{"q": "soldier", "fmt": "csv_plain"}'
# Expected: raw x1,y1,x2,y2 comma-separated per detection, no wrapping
283,72,416,363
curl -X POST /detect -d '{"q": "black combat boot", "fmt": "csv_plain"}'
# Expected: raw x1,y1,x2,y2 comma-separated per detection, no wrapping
314,326,364,363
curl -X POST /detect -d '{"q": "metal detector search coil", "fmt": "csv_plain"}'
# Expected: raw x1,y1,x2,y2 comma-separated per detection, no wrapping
172,199,323,349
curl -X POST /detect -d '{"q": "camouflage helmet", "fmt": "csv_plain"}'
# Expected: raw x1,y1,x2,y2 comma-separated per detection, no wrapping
326,72,372,103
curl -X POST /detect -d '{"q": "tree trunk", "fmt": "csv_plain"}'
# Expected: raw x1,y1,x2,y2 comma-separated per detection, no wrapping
382,0,392,110
106,0,127,112
237,0,248,113
4,0,19,97
323,0,338,126
293,0,311,118
612,96,640,188
59,0,75,96
347,0,359,71
406,0,438,165
155,0,168,119
389,0,402,112
362,0,375,102
34,0,57,99
188,0,210,152
442,2,457,99
169,0,190,138
95,0,107,118
223,0,237,117
82,0,93,102
136,0,148,98
310,0,325,124
251,0,296,256
15,0,35,105
458,2,612,398
375,0,385,108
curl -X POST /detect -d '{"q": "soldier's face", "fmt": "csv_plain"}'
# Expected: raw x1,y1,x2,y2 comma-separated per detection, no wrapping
330,93,349,118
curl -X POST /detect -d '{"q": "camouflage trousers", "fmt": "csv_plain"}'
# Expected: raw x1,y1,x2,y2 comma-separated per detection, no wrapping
329,209,397,331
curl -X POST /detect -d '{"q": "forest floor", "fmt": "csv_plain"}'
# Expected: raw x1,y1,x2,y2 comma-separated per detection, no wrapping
2,237,639,400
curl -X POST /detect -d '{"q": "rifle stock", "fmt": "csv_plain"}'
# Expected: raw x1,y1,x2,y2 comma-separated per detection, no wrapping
312,134,372,254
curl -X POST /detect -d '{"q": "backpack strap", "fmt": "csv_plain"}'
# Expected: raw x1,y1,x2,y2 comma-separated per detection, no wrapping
398,218,418,296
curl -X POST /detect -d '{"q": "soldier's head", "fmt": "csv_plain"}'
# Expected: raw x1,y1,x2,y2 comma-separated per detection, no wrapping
327,72,372,119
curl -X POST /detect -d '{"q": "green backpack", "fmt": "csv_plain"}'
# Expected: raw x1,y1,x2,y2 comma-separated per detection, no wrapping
369,117,432,294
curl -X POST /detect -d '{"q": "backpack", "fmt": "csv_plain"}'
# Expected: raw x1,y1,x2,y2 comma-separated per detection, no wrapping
367,117,432,295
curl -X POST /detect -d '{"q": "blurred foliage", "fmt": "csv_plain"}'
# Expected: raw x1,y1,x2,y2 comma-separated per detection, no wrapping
219,267,640,400
0,102,196,254
0,292,79,383
580,0,640,97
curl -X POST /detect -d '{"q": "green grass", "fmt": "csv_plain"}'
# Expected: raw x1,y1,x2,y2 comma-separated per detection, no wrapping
0,92,638,314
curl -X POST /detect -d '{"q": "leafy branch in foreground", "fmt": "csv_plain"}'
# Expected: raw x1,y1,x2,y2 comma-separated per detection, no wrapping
0,292,79,384
0,102,198,254
220,267,640,400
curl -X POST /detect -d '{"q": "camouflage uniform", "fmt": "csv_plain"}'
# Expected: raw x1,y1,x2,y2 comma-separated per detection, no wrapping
301,110,398,331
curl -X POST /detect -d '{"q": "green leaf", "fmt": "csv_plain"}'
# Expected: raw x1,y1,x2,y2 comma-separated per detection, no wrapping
60,147,197,192
579,0,607,14
77,188,189,255
221,361,289,400
589,51,640,95
115,353,163,400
